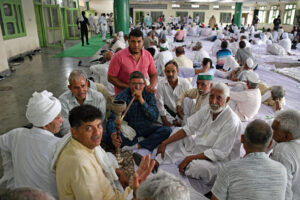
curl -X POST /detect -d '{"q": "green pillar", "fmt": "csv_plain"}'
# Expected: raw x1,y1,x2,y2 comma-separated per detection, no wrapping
85,1,89,10
114,0,129,34
233,2,243,28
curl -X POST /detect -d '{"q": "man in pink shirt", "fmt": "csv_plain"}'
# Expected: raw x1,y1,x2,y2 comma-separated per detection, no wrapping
174,26,185,42
108,28,158,95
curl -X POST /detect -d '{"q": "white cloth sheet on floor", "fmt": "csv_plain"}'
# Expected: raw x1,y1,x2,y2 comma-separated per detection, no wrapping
100,33,300,197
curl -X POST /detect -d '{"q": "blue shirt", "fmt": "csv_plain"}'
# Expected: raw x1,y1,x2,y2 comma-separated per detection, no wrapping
107,88,159,136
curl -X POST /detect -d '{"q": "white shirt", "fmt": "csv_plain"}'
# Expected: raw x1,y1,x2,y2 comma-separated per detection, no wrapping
279,38,292,53
174,55,193,69
0,127,60,198
156,77,192,117
193,49,210,63
230,87,261,121
211,39,222,57
183,105,241,162
59,88,106,135
155,50,173,76
111,40,126,52
271,139,300,200
212,152,287,200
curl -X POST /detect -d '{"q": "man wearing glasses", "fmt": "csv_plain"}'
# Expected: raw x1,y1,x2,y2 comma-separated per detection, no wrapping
106,71,172,152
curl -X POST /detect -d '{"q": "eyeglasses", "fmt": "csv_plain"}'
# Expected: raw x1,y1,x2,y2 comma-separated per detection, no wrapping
131,82,145,86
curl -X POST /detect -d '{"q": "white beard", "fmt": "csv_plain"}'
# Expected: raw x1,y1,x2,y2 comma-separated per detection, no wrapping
210,104,225,114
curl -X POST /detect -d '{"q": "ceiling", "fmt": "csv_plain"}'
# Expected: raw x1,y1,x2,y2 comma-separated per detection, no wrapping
130,0,297,3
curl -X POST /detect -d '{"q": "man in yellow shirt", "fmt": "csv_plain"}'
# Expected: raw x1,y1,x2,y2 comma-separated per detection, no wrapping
55,104,154,200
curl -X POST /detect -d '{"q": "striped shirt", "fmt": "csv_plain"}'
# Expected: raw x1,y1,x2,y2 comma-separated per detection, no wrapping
216,49,232,68
212,152,287,200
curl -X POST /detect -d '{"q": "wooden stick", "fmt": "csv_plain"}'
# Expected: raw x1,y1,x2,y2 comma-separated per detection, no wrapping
121,96,135,121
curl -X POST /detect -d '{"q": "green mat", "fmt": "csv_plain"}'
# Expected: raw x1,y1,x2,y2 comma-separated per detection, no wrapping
54,35,109,58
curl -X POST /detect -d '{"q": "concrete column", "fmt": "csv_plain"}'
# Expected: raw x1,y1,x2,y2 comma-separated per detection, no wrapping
113,0,129,34
0,27,10,73
234,2,243,28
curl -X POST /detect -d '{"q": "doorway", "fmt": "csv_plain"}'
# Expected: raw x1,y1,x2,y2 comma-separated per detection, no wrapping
242,13,248,26
63,8,80,40
134,11,144,26
34,3,47,47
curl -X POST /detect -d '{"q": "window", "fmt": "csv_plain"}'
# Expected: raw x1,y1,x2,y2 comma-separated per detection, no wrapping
0,0,26,40
220,13,232,23
193,12,205,24
268,5,280,24
258,6,267,23
283,4,296,25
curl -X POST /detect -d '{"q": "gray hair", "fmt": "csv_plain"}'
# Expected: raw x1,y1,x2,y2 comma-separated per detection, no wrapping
68,70,87,85
195,42,202,49
271,86,285,98
136,171,190,200
0,187,55,200
211,82,230,98
244,119,273,150
275,109,300,139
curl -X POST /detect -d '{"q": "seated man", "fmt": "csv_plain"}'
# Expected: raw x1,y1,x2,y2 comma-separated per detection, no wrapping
156,60,192,127
59,70,106,135
211,119,287,200
0,91,63,199
235,40,257,69
279,32,292,54
107,71,172,151
229,71,261,121
136,171,191,200
215,56,240,79
230,58,255,82
173,46,193,69
259,83,285,111
155,41,173,77
192,41,210,66
90,51,115,96
211,33,225,57
174,26,185,42
216,41,232,70
270,109,300,200
155,83,242,191
176,73,213,123
55,105,155,199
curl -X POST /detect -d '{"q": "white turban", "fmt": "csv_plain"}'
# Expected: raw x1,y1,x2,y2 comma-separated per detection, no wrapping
217,33,225,40
118,31,124,37
26,90,61,127
282,32,288,39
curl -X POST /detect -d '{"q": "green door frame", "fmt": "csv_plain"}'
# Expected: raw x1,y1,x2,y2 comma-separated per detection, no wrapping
63,8,80,40
43,4,64,47
34,2,47,47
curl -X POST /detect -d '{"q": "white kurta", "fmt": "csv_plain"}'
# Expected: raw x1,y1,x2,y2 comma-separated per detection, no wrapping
0,127,60,199
279,38,292,53
155,51,173,76
193,49,210,63
271,139,300,200
156,105,242,181
230,86,261,121
156,77,192,122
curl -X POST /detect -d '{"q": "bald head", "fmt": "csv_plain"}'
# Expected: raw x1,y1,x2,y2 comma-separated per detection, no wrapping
104,51,113,61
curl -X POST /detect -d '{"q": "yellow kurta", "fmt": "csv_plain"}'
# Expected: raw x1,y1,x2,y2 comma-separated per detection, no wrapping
56,138,131,200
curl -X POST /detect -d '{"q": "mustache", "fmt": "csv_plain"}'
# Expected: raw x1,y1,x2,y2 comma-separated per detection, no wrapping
210,104,219,110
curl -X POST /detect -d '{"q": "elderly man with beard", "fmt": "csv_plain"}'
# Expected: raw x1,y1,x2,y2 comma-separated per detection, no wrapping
154,83,242,192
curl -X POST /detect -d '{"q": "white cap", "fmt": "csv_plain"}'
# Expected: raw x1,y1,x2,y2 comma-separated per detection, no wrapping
217,33,225,40
26,90,61,127
246,58,254,69
246,71,260,84
282,32,288,39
